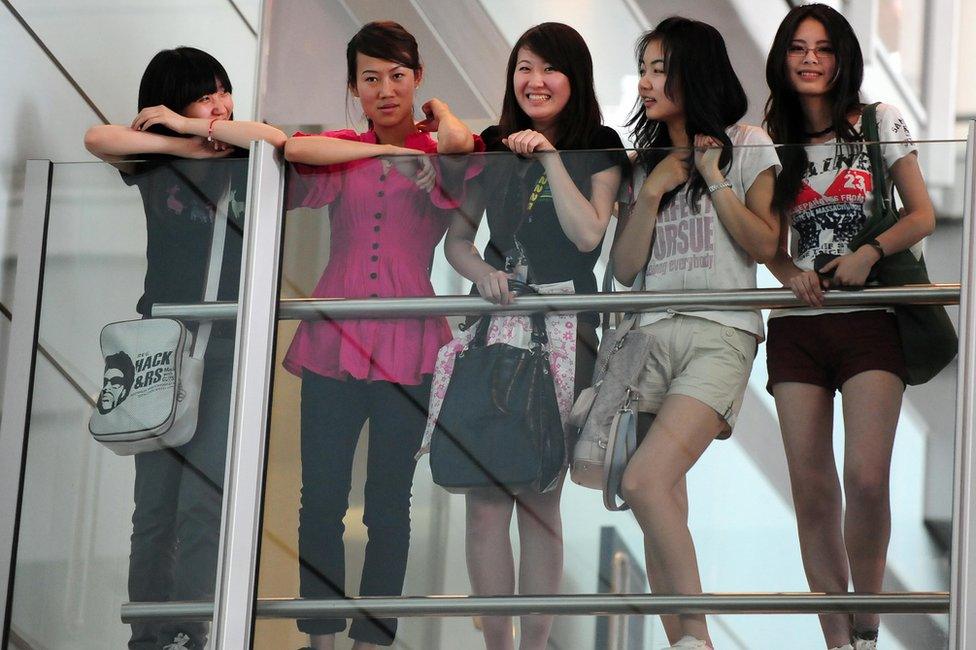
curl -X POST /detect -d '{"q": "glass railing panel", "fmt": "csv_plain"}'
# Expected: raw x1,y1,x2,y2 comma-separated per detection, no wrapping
7,157,248,649
256,139,963,650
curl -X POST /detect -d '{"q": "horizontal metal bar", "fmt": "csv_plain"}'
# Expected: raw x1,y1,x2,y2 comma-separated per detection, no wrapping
121,592,950,623
151,284,961,321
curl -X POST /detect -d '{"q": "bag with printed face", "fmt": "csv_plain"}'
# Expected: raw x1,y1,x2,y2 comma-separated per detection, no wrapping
88,182,230,455
89,318,204,455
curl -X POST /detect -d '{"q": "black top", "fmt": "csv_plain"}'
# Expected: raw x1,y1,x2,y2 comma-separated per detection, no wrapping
478,125,626,323
121,151,248,338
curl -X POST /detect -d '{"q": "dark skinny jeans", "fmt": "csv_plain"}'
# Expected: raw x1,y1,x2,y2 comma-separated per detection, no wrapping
297,370,431,645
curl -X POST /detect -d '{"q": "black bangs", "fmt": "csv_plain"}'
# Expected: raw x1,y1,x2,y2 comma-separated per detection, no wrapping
138,47,232,117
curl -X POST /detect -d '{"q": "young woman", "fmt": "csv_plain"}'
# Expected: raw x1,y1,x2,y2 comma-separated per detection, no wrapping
444,22,626,650
84,47,285,650
611,17,780,650
280,21,481,650
763,5,935,650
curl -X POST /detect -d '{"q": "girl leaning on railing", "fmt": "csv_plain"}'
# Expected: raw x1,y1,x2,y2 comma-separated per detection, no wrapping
610,17,780,650
763,4,937,650
84,46,286,650
279,20,482,650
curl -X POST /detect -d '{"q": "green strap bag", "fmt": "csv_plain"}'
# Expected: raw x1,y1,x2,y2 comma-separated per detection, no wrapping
848,103,957,385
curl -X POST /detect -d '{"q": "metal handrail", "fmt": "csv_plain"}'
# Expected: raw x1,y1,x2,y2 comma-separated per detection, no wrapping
120,592,950,623
152,284,962,320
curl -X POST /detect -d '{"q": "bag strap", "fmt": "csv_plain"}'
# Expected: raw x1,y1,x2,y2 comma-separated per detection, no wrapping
191,181,232,360
861,102,898,224
468,280,548,350
603,239,649,338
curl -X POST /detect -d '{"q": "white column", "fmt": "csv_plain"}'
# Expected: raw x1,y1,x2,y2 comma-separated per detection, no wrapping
950,120,976,649
211,141,284,650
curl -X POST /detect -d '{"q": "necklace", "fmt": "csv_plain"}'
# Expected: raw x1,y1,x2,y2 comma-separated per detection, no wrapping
804,124,834,138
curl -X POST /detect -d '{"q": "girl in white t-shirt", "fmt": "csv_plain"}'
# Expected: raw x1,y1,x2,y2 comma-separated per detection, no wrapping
763,4,935,650
611,16,779,650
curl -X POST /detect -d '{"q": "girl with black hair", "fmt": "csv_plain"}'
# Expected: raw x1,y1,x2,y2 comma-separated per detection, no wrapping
280,21,481,650
84,47,285,650
443,21,625,650
763,5,934,649
610,17,779,650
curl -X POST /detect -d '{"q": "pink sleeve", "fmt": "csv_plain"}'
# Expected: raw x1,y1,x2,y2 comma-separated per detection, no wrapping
285,130,361,210
429,134,487,209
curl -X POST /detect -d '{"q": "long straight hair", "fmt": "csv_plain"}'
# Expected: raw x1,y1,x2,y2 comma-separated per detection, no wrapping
627,17,747,212
498,22,602,150
764,3,864,213
138,47,233,136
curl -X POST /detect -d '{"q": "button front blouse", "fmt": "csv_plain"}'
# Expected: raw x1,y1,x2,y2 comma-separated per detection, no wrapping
283,129,483,385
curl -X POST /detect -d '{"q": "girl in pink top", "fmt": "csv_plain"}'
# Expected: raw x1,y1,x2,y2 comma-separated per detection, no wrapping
281,21,482,650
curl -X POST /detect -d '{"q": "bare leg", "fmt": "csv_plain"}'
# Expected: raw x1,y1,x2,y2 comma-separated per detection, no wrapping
514,475,565,650
466,489,517,650
309,634,335,650
645,477,689,643
620,394,725,647
840,371,902,635
773,382,851,648
351,642,377,650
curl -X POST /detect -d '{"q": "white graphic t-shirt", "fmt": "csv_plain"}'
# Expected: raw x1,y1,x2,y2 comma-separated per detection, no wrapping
771,103,916,319
633,124,781,340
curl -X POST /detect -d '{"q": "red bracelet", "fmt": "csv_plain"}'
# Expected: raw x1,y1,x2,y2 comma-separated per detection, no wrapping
207,118,219,142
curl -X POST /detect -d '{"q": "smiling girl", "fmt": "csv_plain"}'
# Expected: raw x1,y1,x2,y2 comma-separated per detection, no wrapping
763,5,935,649
444,21,625,650
84,47,285,650
280,21,481,650
610,17,780,649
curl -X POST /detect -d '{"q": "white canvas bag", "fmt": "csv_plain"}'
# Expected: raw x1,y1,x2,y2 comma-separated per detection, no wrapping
88,184,230,455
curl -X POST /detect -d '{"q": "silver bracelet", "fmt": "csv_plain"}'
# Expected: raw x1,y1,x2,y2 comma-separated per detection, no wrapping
707,179,733,194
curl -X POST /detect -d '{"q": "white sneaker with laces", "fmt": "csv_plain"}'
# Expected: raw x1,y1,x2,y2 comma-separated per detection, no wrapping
666,635,711,649
853,638,878,650
162,632,193,650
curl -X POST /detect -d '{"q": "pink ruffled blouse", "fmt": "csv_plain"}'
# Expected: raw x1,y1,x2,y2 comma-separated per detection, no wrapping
282,129,483,385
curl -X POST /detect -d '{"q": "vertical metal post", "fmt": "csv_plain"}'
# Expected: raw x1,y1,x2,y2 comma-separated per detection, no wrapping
0,160,52,645
950,121,976,649
212,141,284,650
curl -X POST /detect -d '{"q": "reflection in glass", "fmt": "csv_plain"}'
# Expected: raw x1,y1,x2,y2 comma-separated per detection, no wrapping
8,158,246,649
252,140,960,650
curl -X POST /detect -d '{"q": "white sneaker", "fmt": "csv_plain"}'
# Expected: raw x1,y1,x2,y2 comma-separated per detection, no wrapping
162,632,194,650
853,638,878,650
666,635,712,649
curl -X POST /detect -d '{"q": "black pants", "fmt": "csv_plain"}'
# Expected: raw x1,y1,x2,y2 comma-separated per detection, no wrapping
127,338,234,650
297,371,431,645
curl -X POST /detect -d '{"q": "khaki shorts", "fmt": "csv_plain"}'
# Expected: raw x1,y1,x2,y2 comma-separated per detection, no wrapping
633,315,757,438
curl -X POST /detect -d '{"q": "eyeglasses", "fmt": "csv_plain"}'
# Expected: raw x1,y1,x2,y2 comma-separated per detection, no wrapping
787,45,836,59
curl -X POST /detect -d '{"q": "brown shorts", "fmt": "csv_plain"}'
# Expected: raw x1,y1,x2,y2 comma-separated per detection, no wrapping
765,310,908,395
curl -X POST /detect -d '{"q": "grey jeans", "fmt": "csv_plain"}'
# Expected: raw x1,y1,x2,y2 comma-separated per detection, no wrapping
127,338,234,650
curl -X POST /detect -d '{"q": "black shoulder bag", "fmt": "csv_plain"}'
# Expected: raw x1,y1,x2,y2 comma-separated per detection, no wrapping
430,281,565,494
849,103,957,385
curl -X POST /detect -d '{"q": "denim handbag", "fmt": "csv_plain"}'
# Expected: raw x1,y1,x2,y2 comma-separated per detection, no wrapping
430,282,564,494
850,103,957,385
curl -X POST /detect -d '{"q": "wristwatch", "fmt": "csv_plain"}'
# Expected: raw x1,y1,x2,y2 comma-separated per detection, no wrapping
861,238,885,260
707,179,733,194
